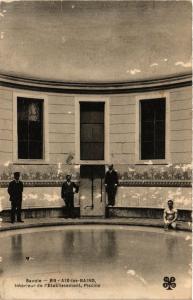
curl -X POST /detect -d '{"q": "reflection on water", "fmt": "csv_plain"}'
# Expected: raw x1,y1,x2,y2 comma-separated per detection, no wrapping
104,230,117,258
0,226,191,299
63,230,75,256
164,235,177,261
62,229,118,265
11,235,23,263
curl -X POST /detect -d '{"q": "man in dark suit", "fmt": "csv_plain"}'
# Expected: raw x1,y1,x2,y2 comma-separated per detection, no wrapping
105,164,118,207
8,172,24,223
61,175,79,218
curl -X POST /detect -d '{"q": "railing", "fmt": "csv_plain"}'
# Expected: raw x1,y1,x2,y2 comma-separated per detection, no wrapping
0,179,191,188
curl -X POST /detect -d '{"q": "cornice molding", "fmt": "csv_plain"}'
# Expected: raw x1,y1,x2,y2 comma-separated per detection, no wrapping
0,73,191,94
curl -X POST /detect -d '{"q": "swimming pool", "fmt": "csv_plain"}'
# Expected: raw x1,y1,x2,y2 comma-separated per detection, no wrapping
0,225,191,299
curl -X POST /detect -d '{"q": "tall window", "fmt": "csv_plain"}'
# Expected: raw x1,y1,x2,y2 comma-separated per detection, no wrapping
80,102,104,160
140,98,165,160
17,97,43,159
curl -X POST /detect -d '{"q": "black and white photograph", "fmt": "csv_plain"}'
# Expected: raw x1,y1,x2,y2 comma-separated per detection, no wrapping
0,0,192,299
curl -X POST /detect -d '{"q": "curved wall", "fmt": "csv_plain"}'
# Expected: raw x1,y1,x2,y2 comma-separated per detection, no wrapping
0,75,192,213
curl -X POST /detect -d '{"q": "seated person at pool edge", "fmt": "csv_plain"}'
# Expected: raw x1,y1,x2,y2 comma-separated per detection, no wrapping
61,175,79,218
163,200,178,230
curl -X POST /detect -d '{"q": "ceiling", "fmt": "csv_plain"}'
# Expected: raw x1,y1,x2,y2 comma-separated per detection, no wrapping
0,0,192,83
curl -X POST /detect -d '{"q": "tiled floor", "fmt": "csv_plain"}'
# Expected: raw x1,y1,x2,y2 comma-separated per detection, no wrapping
0,217,191,232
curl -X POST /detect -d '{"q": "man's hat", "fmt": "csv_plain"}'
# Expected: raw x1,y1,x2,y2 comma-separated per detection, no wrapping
14,172,20,176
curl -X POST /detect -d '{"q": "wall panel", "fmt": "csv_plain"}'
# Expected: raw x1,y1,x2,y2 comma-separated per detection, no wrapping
170,87,192,163
49,123,75,134
49,143,75,154
0,88,13,163
48,95,74,105
0,130,12,141
49,133,75,143
109,95,136,163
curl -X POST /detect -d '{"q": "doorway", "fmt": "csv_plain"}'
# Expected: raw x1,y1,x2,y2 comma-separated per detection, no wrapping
79,165,106,217
78,101,107,217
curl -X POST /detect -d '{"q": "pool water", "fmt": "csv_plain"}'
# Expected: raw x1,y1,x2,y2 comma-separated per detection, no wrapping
0,225,191,299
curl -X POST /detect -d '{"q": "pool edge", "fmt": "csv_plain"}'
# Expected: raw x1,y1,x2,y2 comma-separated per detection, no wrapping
0,218,191,232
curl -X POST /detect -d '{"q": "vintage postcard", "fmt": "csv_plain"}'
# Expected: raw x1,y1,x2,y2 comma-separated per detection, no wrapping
0,0,192,299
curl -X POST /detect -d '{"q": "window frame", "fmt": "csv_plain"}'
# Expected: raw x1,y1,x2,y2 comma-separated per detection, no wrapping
75,96,110,165
13,92,49,164
80,102,105,161
135,92,170,164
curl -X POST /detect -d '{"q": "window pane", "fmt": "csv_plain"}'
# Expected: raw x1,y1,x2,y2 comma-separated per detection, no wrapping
141,102,154,121
80,102,104,124
29,141,43,159
80,102,104,160
80,143,104,160
141,121,154,140
17,97,43,159
155,101,165,120
141,141,154,159
155,141,165,159
141,99,165,160
18,120,28,140
29,121,42,140
155,120,165,140
18,141,28,159
80,124,104,142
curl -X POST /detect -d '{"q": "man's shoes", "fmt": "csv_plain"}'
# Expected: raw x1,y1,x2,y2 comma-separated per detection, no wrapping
17,220,24,223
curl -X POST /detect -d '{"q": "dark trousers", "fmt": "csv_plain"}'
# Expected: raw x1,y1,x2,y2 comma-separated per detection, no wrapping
106,187,117,206
64,195,74,218
11,199,22,222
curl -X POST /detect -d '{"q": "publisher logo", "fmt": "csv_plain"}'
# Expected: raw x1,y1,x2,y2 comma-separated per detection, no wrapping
163,276,176,290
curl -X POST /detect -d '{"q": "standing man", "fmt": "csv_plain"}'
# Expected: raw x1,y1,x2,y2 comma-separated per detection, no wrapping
8,172,24,223
105,164,118,207
61,175,79,218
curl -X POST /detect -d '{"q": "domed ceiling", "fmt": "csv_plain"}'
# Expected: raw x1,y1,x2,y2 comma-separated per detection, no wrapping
0,0,192,83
